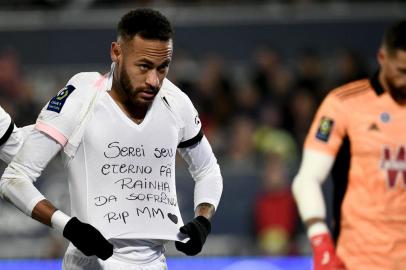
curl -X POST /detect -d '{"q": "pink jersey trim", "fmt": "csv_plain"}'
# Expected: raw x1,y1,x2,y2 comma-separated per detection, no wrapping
35,121,68,146
94,74,107,91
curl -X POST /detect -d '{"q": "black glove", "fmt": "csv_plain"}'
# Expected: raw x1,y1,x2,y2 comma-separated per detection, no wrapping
63,217,113,260
175,216,211,256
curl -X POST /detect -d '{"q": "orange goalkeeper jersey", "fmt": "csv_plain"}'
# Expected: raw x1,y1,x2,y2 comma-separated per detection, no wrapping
305,73,406,270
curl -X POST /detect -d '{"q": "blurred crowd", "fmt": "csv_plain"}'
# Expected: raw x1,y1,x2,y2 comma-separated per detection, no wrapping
1,0,405,9
170,45,370,256
0,41,372,258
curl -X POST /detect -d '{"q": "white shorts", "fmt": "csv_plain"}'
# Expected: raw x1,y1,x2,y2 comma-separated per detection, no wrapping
62,250,168,270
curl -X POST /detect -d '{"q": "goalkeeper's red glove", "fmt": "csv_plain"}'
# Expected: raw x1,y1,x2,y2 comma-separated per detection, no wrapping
310,233,346,270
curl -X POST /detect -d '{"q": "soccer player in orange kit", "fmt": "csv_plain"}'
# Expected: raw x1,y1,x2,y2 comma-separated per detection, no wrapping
292,20,406,270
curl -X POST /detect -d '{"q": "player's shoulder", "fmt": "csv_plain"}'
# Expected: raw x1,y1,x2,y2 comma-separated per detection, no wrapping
58,71,105,101
67,72,104,88
328,79,373,103
159,78,194,110
43,72,104,115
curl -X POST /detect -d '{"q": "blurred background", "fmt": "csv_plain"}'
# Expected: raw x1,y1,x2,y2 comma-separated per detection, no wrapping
0,0,404,268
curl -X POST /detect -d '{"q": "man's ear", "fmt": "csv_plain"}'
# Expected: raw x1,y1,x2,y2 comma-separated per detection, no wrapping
377,47,386,66
111,42,122,63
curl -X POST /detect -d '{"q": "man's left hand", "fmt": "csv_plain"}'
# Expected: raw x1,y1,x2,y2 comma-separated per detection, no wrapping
175,216,211,256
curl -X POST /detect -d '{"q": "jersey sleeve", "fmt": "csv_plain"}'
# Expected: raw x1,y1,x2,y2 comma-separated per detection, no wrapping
35,73,98,146
0,106,18,163
0,105,12,143
0,125,34,164
177,92,203,148
304,93,348,156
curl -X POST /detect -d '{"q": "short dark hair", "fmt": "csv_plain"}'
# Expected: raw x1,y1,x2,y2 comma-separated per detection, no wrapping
383,20,406,55
117,8,173,42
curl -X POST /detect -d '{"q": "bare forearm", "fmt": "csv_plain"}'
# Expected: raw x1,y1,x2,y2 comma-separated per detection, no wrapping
195,202,215,220
31,199,58,226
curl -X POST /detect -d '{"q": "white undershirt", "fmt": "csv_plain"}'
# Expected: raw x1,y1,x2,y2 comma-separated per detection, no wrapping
291,149,335,237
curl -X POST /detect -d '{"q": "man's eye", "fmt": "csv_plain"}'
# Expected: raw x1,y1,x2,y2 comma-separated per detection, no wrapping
139,64,149,70
158,65,169,72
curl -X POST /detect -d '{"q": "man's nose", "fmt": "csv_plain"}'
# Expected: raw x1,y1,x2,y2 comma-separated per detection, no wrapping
146,70,159,89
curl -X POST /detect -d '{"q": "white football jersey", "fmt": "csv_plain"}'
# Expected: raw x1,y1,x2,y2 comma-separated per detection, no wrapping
36,72,202,240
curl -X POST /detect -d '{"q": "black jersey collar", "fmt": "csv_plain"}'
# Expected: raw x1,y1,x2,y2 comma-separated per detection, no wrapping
370,70,385,96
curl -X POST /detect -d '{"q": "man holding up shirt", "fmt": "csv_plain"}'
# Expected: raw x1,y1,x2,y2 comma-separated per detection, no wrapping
0,8,222,270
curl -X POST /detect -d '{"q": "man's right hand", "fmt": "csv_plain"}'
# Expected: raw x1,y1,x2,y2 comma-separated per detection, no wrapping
63,217,113,260
310,233,346,270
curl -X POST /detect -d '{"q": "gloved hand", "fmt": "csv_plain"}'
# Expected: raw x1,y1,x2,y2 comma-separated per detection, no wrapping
175,216,211,256
63,217,113,260
310,233,346,270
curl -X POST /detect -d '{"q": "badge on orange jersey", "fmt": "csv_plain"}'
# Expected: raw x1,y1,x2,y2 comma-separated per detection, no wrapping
316,116,334,142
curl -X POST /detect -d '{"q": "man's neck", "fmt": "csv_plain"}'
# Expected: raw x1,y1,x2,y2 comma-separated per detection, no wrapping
108,90,149,124
378,71,406,106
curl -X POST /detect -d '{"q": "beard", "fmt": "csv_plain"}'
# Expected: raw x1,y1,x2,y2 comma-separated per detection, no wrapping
386,76,406,103
116,65,158,108
118,65,134,101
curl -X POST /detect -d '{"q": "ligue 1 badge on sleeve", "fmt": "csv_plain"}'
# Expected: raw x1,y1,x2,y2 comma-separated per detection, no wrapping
316,116,334,142
47,85,76,113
